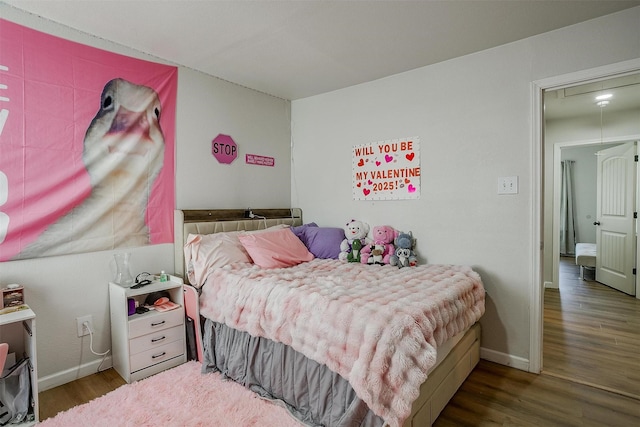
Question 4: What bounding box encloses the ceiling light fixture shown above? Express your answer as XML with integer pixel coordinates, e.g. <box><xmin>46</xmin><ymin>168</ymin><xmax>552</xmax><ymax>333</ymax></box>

<box><xmin>595</xmin><ymin>93</ymin><xmax>612</xmax><ymax>101</ymax></box>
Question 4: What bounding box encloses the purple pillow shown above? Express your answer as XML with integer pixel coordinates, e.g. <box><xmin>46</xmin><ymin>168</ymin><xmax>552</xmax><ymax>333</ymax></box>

<box><xmin>291</xmin><ymin>222</ymin><xmax>318</xmax><ymax>240</ymax></box>
<box><xmin>300</xmin><ymin>227</ymin><xmax>345</xmax><ymax>259</ymax></box>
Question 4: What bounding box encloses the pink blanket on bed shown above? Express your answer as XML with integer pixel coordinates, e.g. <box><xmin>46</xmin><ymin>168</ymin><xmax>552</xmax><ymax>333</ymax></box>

<box><xmin>199</xmin><ymin>259</ymin><xmax>485</xmax><ymax>427</ymax></box>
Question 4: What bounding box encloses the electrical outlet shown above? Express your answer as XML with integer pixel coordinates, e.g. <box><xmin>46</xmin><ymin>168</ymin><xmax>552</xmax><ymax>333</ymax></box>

<box><xmin>76</xmin><ymin>315</ymin><xmax>93</xmax><ymax>337</ymax></box>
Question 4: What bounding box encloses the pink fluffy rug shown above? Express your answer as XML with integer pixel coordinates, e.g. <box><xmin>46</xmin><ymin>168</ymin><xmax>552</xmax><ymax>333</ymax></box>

<box><xmin>40</xmin><ymin>361</ymin><xmax>303</xmax><ymax>427</ymax></box>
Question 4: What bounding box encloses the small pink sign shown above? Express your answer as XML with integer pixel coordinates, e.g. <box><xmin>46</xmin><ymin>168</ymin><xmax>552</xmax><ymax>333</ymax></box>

<box><xmin>212</xmin><ymin>134</ymin><xmax>238</xmax><ymax>164</ymax></box>
<box><xmin>246</xmin><ymin>154</ymin><xmax>275</xmax><ymax>167</ymax></box>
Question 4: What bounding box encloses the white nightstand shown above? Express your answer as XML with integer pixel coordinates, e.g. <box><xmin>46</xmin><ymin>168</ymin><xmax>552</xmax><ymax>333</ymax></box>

<box><xmin>0</xmin><ymin>305</ymin><xmax>38</xmax><ymax>426</ymax></box>
<box><xmin>109</xmin><ymin>275</ymin><xmax>186</xmax><ymax>383</ymax></box>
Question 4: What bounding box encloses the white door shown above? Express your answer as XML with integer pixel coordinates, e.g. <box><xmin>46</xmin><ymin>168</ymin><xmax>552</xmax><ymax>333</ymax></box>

<box><xmin>595</xmin><ymin>142</ymin><xmax>636</xmax><ymax>295</ymax></box>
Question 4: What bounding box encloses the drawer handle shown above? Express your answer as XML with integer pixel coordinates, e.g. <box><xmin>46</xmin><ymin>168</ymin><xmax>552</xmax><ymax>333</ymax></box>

<box><xmin>152</xmin><ymin>351</ymin><xmax>167</xmax><ymax>359</ymax></box>
<box><xmin>151</xmin><ymin>320</ymin><xmax>166</xmax><ymax>327</ymax></box>
<box><xmin>151</xmin><ymin>336</ymin><xmax>166</xmax><ymax>343</ymax></box>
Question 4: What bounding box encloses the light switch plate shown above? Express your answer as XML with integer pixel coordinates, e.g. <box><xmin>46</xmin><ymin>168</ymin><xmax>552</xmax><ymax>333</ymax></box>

<box><xmin>498</xmin><ymin>176</ymin><xmax>518</xmax><ymax>194</ymax></box>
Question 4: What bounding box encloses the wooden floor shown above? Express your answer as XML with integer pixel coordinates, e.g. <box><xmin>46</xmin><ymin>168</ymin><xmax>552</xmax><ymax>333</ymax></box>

<box><xmin>39</xmin><ymin>263</ymin><xmax>640</xmax><ymax>424</ymax></box>
<box><xmin>543</xmin><ymin>256</ymin><xmax>640</xmax><ymax>399</ymax></box>
<box><xmin>38</xmin><ymin>368</ymin><xmax>125</xmax><ymax>421</ymax></box>
<box><xmin>434</xmin><ymin>359</ymin><xmax>640</xmax><ymax>426</ymax></box>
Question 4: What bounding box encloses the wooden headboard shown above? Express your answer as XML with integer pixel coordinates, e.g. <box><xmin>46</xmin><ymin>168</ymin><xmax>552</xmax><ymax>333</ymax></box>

<box><xmin>174</xmin><ymin>208</ymin><xmax>303</xmax><ymax>279</ymax></box>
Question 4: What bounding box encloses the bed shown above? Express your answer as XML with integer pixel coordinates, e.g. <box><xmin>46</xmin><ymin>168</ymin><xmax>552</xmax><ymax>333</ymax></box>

<box><xmin>575</xmin><ymin>243</ymin><xmax>596</xmax><ymax>280</ymax></box>
<box><xmin>174</xmin><ymin>208</ymin><xmax>485</xmax><ymax>427</ymax></box>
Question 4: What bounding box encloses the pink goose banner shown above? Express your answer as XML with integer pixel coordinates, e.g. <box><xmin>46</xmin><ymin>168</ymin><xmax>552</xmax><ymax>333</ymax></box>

<box><xmin>0</xmin><ymin>19</ymin><xmax>177</xmax><ymax>261</ymax></box>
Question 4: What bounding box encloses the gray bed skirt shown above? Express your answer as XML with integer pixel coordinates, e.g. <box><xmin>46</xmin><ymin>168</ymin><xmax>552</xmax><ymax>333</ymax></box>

<box><xmin>202</xmin><ymin>318</ymin><xmax>385</xmax><ymax>427</ymax></box>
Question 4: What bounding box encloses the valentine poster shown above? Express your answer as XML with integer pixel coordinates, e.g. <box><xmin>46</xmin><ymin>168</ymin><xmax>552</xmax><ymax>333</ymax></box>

<box><xmin>0</xmin><ymin>19</ymin><xmax>177</xmax><ymax>261</ymax></box>
<box><xmin>352</xmin><ymin>137</ymin><xmax>420</xmax><ymax>200</ymax></box>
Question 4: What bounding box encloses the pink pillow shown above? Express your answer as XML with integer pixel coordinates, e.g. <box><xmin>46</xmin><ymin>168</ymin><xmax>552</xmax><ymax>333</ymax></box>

<box><xmin>238</xmin><ymin>228</ymin><xmax>314</xmax><ymax>268</ymax></box>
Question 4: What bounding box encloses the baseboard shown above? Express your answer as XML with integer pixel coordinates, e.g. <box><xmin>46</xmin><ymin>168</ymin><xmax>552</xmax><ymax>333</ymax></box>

<box><xmin>38</xmin><ymin>356</ymin><xmax>113</xmax><ymax>392</ymax></box>
<box><xmin>480</xmin><ymin>346</ymin><xmax>529</xmax><ymax>372</ymax></box>
<box><xmin>544</xmin><ymin>281</ymin><xmax>558</xmax><ymax>289</ymax></box>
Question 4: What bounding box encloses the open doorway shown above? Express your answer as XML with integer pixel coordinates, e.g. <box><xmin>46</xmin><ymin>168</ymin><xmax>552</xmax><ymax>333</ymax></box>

<box><xmin>545</xmin><ymin>73</ymin><xmax>640</xmax><ymax>295</ymax></box>
<box><xmin>538</xmin><ymin>69</ymin><xmax>640</xmax><ymax>397</ymax></box>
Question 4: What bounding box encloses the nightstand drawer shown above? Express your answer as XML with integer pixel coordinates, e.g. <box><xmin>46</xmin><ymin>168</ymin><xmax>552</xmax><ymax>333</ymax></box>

<box><xmin>130</xmin><ymin>338</ymin><xmax>185</xmax><ymax>372</ymax></box>
<box><xmin>128</xmin><ymin>308</ymin><xmax>184</xmax><ymax>339</ymax></box>
<box><xmin>129</xmin><ymin>324</ymin><xmax>184</xmax><ymax>355</ymax></box>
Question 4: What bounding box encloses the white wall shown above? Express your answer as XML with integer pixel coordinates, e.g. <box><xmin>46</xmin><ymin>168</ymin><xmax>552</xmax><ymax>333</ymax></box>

<box><xmin>0</xmin><ymin>6</ymin><xmax>291</xmax><ymax>389</ymax></box>
<box><xmin>291</xmin><ymin>7</ymin><xmax>640</xmax><ymax>368</ymax></box>
<box><xmin>176</xmin><ymin>68</ymin><xmax>292</xmax><ymax>209</ymax></box>
<box><xmin>560</xmin><ymin>144</ymin><xmax>616</xmax><ymax>245</ymax></box>
<box><xmin>546</xmin><ymin>109</ymin><xmax>640</xmax><ymax>143</ymax></box>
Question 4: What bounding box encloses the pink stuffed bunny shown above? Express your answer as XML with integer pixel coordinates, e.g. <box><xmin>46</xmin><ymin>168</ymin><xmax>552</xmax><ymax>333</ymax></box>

<box><xmin>360</xmin><ymin>225</ymin><xmax>398</xmax><ymax>265</ymax></box>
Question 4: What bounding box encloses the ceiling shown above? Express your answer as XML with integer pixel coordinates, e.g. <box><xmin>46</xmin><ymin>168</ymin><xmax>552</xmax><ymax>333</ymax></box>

<box><xmin>3</xmin><ymin>0</ymin><xmax>639</xmax><ymax>101</ymax></box>
<box><xmin>545</xmin><ymin>73</ymin><xmax>640</xmax><ymax>121</ymax></box>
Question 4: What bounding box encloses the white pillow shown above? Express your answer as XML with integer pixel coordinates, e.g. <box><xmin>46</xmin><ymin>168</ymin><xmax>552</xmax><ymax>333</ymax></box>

<box><xmin>183</xmin><ymin>232</ymin><xmax>251</xmax><ymax>287</ymax></box>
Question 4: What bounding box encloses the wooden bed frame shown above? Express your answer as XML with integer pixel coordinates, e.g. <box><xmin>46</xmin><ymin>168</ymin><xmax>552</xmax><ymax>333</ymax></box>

<box><xmin>174</xmin><ymin>208</ymin><xmax>481</xmax><ymax>426</ymax></box>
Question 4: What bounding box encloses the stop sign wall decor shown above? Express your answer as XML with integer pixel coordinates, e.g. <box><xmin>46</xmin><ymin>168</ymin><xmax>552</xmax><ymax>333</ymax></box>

<box><xmin>212</xmin><ymin>134</ymin><xmax>238</xmax><ymax>164</ymax></box>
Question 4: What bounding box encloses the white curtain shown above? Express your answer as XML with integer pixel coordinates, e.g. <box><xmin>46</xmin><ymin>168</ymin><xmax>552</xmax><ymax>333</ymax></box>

<box><xmin>559</xmin><ymin>160</ymin><xmax>577</xmax><ymax>255</ymax></box>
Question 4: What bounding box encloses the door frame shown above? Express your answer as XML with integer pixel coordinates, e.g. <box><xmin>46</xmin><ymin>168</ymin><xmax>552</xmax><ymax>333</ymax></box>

<box><xmin>530</xmin><ymin>58</ymin><xmax>640</xmax><ymax>374</ymax></box>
